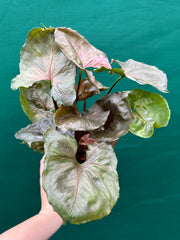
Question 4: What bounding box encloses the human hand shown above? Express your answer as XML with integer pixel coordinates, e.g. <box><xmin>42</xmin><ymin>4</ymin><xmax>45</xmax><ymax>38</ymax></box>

<box><xmin>39</xmin><ymin>155</ymin><xmax>55</xmax><ymax>214</ymax></box>
<box><xmin>0</xmin><ymin>155</ymin><xmax>62</xmax><ymax>240</ymax></box>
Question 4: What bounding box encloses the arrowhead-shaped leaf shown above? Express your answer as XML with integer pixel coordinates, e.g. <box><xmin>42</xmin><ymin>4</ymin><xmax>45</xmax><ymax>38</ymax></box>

<box><xmin>42</xmin><ymin>129</ymin><xmax>119</xmax><ymax>224</ymax></box>
<box><xmin>20</xmin><ymin>80</ymin><xmax>55</xmax><ymax>122</ymax></box>
<box><xmin>54</xmin><ymin>27</ymin><xmax>111</xmax><ymax>69</ymax></box>
<box><xmin>76</xmin><ymin>78</ymin><xmax>108</xmax><ymax>101</ymax></box>
<box><xmin>11</xmin><ymin>27</ymin><xmax>76</xmax><ymax>106</ymax></box>
<box><xmin>89</xmin><ymin>92</ymin><xmax>134</xmax><ymax>142</ymax></box>
<box><xmin>128</xmin><ymin>89</ymin><xmax>170</xmax><ymax>138</ymax></box>
<box><xmin>54</xmin><ymin>28</ymin><xmax>111</xmax><ymax>94</ymax></box>
<box><xmin>54</xmin><ymin>104</ymin><xmax>109</xmax><ymax>132</ymax></box>
<box><xmin>113</xmin><ymin>59</ymin><xmax>168</xmax><ymax>93</ymax></box>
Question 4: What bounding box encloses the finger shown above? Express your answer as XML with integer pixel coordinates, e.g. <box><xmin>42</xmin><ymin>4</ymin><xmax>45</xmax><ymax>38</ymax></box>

<box><xmin>40</xmin><ymin>155</ymin><xmax>45</xmax><ymax>176</ymax></box>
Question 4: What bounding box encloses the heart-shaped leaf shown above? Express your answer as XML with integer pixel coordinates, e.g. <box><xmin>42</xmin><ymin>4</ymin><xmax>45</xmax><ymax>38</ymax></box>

<box><xmin>89</xmin><ymin>92</ymin><xmax>134</xmax><ymax>142</ymax></box>
<box><xmin>20</xmin><ymin>80</ymin><xmax>55</xmax><ymax>122</ymax></box>
<box><xmin>54</xmin><ymin>104</ymin><xmax>110</xmax><ymax>132</ymax></box>
<box><xmin>113</xmin><ymin>59</ymin><xmax>168</xmax><ymax>93</ymax></box>
<box><xmin>76</xmin><ymin>78</ymin><xmax>108</xmax><ymax>101</ymax></box>
<box><xmin>11</xmin><ymin>27</ymin><xmax>76</xmax><ymax>106</ymax></box>
<box><xmin>42</xmin><ymin>129</ymin><xmax>119</xmax><ymax>224</ymax></box>
<box><xmin>127</xmin><ymin>89</ymin><xmax>170</xmax><ymax>138</ymax></box>
<box><xmin>54</xmin><ymin>27</ymin><xmax>111</xmax><ymax>69</ymax></box>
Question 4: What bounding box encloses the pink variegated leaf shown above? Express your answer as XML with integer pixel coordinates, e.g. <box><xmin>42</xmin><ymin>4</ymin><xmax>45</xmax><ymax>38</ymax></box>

<box><xmin>79</xmin><ymin>134</ymin><xmax>97</xmax><ymax>145</ymax></box>
<box><xmin>11</xmin><ymin>27</ymin><xmax>76</xmax><ymax>106</ymax></box>
<box><xmin>54</xmin><ymin>27</ymin><xmax>111</xmax><ymax>69</ymax></box>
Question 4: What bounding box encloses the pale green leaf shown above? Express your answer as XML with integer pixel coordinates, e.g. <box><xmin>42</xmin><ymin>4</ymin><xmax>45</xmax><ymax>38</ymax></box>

<box><xmin>113</xmin><ymin>59</ymin><xmax>168</xmax><ymax>93</ymax></box>
<box><xmin>128</xmin><ymin>89</ymin><xmax>171</xmax><ymax>138</ymax></box>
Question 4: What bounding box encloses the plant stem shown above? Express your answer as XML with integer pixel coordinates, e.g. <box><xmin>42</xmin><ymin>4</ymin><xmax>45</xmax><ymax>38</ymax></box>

<box><xmin>106</xmin><ymin>76</ymin><xmax>123</xmax><ymax>95</ymax></box>
<box><xmin>83</xmin><ymin>100</ymin><xmax>86</xmax><ymax>112</ymax></box>
<box><xmin>52</xmin><ymin>98</ymin><xmax>58</xmax><ymax>130</ymax></box>
<box><xmin>76</xmin><ymin>68</ymin><xmax>82</xmax><ymax>102</ymax></box>
<box><xmin>52</xmin><ymin>98</ymin><xmax>58</xmax><ymax>111</ymax></box>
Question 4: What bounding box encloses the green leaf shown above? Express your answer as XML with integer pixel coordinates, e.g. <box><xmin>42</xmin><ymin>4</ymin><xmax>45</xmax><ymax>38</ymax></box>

<box><xmin>20</xmin><ymin>80</ymin><xmax>55</xmax><ymax>122</ymax></box>
<box><xmin>43</xmin><ymin>129</ymin><xmax>119</xmax><ymax>224</ymax></box>
<box><xmin>76</xmin><ymin>78</ymin><xmax>108</xmax><ymax>101</ymax></box>
<box><xmin>15</xmin><ymin>117</ymin><xmax>55</xmax><ymax>153</ymax></box>
<box><xmin>128</xmin><ymin>89</ymin><xmax>171</xmax><ymax>138</ymax></box>
<box><xmin>54</xmin><ymin>27</ymin><xmax>111</xmax><ymax>69</ymax></box>
<box><xmin>54</xmin><ymin>104</ymin><xmax>109</xmax><ymax>132</ymax></box>
<box><xmin>90</xmin><ymin>92</ymin><xmax>134</xmax><ymax>142</ymax></box>
<box><xmin>113</xmin><ymin>59</ymin><xmax>168</xmax><ymax>93</ymax></box>
<box><xmin>11</xmin><ymin>27</ymin><xmax>76</xmax><ymax>106</ymax></box>
<box><xmin>94</xmin><ymin>66</ymin><xmax>125</xmax><ymax>76</ymax></box>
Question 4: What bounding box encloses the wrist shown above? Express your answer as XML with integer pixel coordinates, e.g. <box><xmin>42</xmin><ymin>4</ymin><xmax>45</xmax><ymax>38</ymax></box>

<box><xmin>39</xmin><ymin>208</ymin><xmax>63</xmax><ymax>225</ymax></box>
<box><xmin>40</xmin><ymin>204</ymin><xmax>54</xmax><ymax>214</ymax></box>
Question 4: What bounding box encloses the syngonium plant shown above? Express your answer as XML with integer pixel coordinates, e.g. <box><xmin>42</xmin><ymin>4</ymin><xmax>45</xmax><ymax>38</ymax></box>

<box><xmin>11</xmin><ymin>25</ymin><xmax>170</xmax><ymax>225</ymax></box>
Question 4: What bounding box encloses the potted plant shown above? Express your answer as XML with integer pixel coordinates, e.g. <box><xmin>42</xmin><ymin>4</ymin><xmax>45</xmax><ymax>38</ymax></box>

<box><xmin>11</xmin><ymin>25</ymin><xmax>170</xmax><ymax>225</ymax></box>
